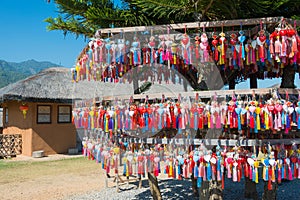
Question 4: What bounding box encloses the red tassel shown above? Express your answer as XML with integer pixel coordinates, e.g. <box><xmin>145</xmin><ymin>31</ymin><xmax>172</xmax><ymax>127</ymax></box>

<box><xmin>222</xmin><ymin>173</ymin><xmax>225</xmax><ymax>189</ymax></box>
<box><xmin>214</xmin><ymin>49</ymin><xmax>219</xmax><ymax>61</ymax></box>
<box><xmin>195</xmin><ymin>46</ymin><xmax>199</xmax><ymax>59</ymax></box>
<box><xmin>259</xmin><ymin>45</ymin><xmax>265</xmax><ymax>60</ymax></box>
<box><xmin>250</xmin><ymin>115</ymin><xmax>255</xmax><ymax>129</ymax></box>
<box><xmin>268</xmin><ymin>167</ymin><xmax>272</xmax><ymax>190</ymax></box>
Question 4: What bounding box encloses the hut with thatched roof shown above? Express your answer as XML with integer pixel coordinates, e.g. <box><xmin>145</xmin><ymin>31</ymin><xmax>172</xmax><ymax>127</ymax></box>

<box><xmin>0</xmin><ymin>67</ymin><xmax>194</xmax><ymax>156</ymax></box>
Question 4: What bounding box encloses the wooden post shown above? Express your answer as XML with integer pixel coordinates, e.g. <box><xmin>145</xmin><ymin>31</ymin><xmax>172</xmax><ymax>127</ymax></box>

<box><xmin>105</xmin><ymin>174</ymin><xmax>108</xmax><ymax>188</ymax></box>
<box><xmin>148</xmin><ymin>172</ymin><xmax>162</xmax><ymax>200</ymax></box>
<box><xmin>138</xmin><ymin>176</ymin><xmax>142</xmax><ymax>189</ymax></box>
<box><xmin>262</xmin><ymin>181</ymin><xmax>278</xmax><ymax>200</ymax></box>
<box><xmin>244</xmin><ymin>178</ymin><xmax>258</xmax><ymax>200</ymax></box>
<box><xmin>116</xmin><ymin>175</ymin><xmax>120</xmax><ymax>193</ymax></box>
<box><xmin>249</xmin><ymin>73</ymin><xmax>258</xmax><ymax>89</ymax></box>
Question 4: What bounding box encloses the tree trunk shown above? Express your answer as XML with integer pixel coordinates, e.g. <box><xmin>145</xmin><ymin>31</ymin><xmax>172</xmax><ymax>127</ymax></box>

<box><xmin>244</xmin><ymin>178</ymin><xmax>258</xmax><ymax>200</ymax></box>
<box><xmin>133</xmin><ymin>77</ymin><xmax>140</xmax><ymax>94</ymax></box>
<box><xmin>200</xmin><ymin>180</ymin><xmax>223</xmax><ymax>200</ymax></box>
<box><xmin>148</xmin><ymin>172</ymin><xmax>162</xmax><ymax>200</ymax></box>
<box><xmin>229</xmin><ymin>78</ymin><xmax>236</xmax><ymax>90</ymax></box>
<box><xmin>262</xmin><ymin>181</ymin><xmax>278</xmax><ymax>200</ymax></box>
<box><xmin>191</xmin><ymin>173</ymin><xmax>199</xmax><ymax>196</ymax></box>
<box><xmin>280</xmin><ymin>65</ymin><xmax>296</xmax><ymax>88</ymax></box>
<box><xmin>249</xmin><ymin>73</ymin><xmax>258</xmax><ymax>89</ymax></box>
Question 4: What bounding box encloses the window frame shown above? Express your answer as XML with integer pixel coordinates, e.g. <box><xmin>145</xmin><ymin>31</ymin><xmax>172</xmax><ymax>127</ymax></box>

<box><xmin>37</xmin><ymin>105</ymin><xmax>52</xmax><ymax>124</ymax></box>
<box><xmin>57</xmin><ymin>105</ymin><xmax>72</xmax><ymax>123</ymax></box>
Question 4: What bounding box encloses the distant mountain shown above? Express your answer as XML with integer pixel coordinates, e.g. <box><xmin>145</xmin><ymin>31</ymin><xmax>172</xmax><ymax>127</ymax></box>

<box><xmin>0</xmin><ymin>59</ymin><xmax>62</xmax><ymax>88</ymax></box>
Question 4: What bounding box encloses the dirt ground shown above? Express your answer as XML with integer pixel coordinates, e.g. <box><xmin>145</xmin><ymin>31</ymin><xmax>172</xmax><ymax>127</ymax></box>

<box><xmin>0</xmin><ymin>154</ymin><xmax>110</xmax><ymax>200</ymax></box>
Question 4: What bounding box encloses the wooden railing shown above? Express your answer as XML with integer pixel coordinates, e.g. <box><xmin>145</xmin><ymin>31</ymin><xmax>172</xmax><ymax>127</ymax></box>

<box><xmin>0</xmin><ymin>134</ymin><xmax>22</xmax><ymax>158</ymax></box>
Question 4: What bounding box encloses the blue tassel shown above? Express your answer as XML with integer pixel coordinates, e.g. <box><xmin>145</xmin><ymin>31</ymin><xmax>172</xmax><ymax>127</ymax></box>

<box><xmin>194</xmin><ymin>113</ymin><xmax>198</xmax><ymax>130</ymax></box>
<box><xmin>286</xmin><ymin>115</ymin><xmax>291</xmax><ymax>129</ymax></box>
<box><xmin>298</xmin><ymin>116</ymin><xmax>300</xmax><ymax>130</ymax></box>
<box><xmin>160</xmin><ymin>52</ymin><xmax>163</xmax><ymax>64</ymax></box>
<box><xmin>123</xmin><ymin>164</ymin><xmax>126</xmax><ymax>174</ymax></box>
<box><xmin>237</xmin><ymin>113</ymin><xmax>241</xmax><ymax>131</ymax></box>
<box><xmin>134</xmin><ymin>50</ymin><xmax>138</xmax><ymax>64</ymax></box>
<box><xmin>145</xmin><ymin>113</ymin><xmax>149</xmax><ymax>131</ymax></box>
<box><xmin>292</xmin><ymin>110</ymin><xmax>297</xmax><ymax>123</ymax></box>
<box><xmin>207</xmin><ymin>163</ymin><xmax>212</xmax><ymax>181</ymax></box>
<box><xmin>194</xmin><ymin>166</ymin><xmax>199</xmax><ymax>177</ymax></box>
<box><xmin>265</xmin><ymin>167</ymin><xmax>269</xmax><ymax>181</ymax></box>
<box><xmin>197</xmin><ymin>177</ymin><xmax>202</xmax><ymax>188</ymax></box>
<box><xmin>254</xmin><ymin>113</ymin><xmax>258</xmax><ymax>133</ymax></box>
<box><xmin>231</xmin><ymin>46</ymin><xmax>236</xmax><ymax>66</ymax></box>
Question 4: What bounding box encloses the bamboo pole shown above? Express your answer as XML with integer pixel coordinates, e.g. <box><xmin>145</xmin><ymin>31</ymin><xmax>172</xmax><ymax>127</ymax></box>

<box><xmin>96</xmin><ymin>17</ymin><xmax>300</xmax><ymax>34</ymax></box>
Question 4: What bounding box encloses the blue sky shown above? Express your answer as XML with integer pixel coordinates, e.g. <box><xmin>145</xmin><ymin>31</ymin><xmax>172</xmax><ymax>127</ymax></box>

<box><xmin>0</xmin><ymin>1</ymin><xmax>86</xmax><ymax>68</ymax></box>
<box><xmin>0</xmin><ymin>1</ymin><xmax>298</xmax><ymax>88</ymax></box>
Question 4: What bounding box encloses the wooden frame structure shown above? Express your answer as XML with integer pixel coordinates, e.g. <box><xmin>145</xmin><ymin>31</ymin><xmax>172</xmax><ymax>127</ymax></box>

<box><xmin>96</xmin><ymin>17</ymin><xmax>300</xmax><ymax>34</ymax></box>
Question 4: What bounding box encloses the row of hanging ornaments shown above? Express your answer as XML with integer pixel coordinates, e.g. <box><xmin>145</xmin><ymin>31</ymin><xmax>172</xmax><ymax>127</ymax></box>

<box><xmin>72</xmin><ymin>19</ymin><xmax>300</xmax><ymax>83</ymax></box>
<box><xmin>72</xmin><ymin>92</ymin><xmax>300</xmax><ymax>134</ymax></box>
<box><xmin>82</xmin><ymin>132</ymin><xmax>300</xmax><ymax>190</ymax></box>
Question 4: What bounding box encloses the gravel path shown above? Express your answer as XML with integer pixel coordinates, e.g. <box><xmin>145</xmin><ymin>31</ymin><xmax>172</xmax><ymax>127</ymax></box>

<box><xmin>66</xmin><ymin>177</ymin><xmax>300</xmax><ymax>200</ymax></box>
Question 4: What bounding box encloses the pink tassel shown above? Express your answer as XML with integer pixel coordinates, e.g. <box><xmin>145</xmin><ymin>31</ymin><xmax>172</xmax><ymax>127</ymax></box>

<box><xmin>275</xmin><ymin>38</ymin><xmax>281</xmax><ymax>53</ymax></box>
<box><xmin>288</xmin><ymin>166</ymin><xmax>293</xmax><ymax>180</ymax></box>
<box><xmin>249</xmin><ymin>166</ymin><xmax>252</xmax><ymax>180</ymax></box>
<box><xmin>233</xmin><ymin>166</ymin><xmax>237</xmax><ymax>182</ymax></box>
<box><xmin>217</xmin><ymin>170</ymin><xmax>221</xmax><ymax>181</ymax></box>
<box><xmin>227</xmin><ymin>165</ymin><xmax>232</xmax><ymax>178</ymax></box>
<box><xmin>274</xmin><ymin>115</ymin><xmax>278</xmax><ymax>130</ymax></box>
<box><xmin>292</xmin><ymin>37</ymin><xmax>298</xmax><ymax>53</ymax></box>
<box><xmin>106</xmin><ymin>159</ymin><xmax>110</xmax><ymax>174</ymax></box>
<box><xmin>199</xmin><ymin>164</ymin><xmax>203</xmax><ymax>177</ymax></box>
<box><xmin>298</xmin><ymin>164</ymin><xmax>300</xmax><ymax>179</ymax></box>
<box><xmin>278</xmin><ymin>167</ymin><xmax>282</xmax><ymax>183</ymax></box>
<box><xmin>281</xmin><ymin>37</ymin><xmax>286</xmax><ymax>56</ymax></box>
<box><xmin>216</xmin><ymin>115</ymin><xmax>222</xmax><ymax>129</ymax></box>
<box><xmin>278</xmin><ymin>113</ymin><xmax>282</xmax><ymax>129</ymax></box>
<box><xmin>270</xmin><ymin>41</ymin><xmax>274</xmax><ymax>55</ymax></box>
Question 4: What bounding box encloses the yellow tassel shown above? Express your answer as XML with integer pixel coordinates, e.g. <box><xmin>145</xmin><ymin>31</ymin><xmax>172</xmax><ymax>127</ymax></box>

<box><xmin>115</xmin><ymin>114</ymin><xmax>117</xmax><ymax>130</ymax></box>
<box><xmin>256</xmin><ymin>49</ymin><xmax>259</xmax><ymax>61</ymax></box>
<box><xmin>126</xmin><ymin>163</ymin><xmax>129</xmax><ymax>177</ymax></box>
<box><xmin>272</xmin><ymin>166</ymin><xmax>275</xmax><ymax>182</ymax></box>
<box><xmin>169</xmin><ymin>163</ymin><xmax>173</xmax><ymax>176</ymax></box>
<box><xmin>174</xmin><ymin>55</ymin><xmax>176</xmax><ymax>64</ymax></box>
<box><xmin>254</xmin><ymin>161</ymin><xmax>259</xmax><ymax>183</ymax></box>
<box><xmin>256</xmin><ymin>115</ymin><xmax>260</xmax><ymax>130</ymax></box>
<box><xmin>89</xmin><ymin>111</ymin><xmax>94</xmax><ymax>129</ymax></box>
<box><xmin>207</xmin><ymin>112</ymin><xmax>211</xmax><ymax>128</ymax></box>
<box><xmin>262</xmin><ymin>166</ymin><xmax>266</xmax><ymax>180</ymax></box>
<box><xmin>105</xmin><ymin>117</ymin><xmax>109</xmax><ymax>132</ymax></box>
<box><xmin>75</xmin><ymin>65</ymin><xmax>80</xmax><ymax>82</ymax></box>
<box><xmin>241</xmin><ymin>114</ymin><xmax>244</xmax><ymax>125</ymax></box>
<box><xmin>265</xmin><ymin>112</ymin><xmax>269</xmax><ymax>130</ymax></box>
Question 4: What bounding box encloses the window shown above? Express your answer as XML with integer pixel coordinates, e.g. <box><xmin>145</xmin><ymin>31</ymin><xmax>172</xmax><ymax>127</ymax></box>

<box><xmin>37</xmin><ymin>105</ymin><xmax>51</xmax><ymax>124</ymax></box>
<box><xmin>57</xmin><ymin>105</ymin><xmax>71</xmax><ymax>123</ymax></box>
<box><xmin>5</xmin><ymin>107</ymin><xmax>8</xmax><ymax>124</ymax></box>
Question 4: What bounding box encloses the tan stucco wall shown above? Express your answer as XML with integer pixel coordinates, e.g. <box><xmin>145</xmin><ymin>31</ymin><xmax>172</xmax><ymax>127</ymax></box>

<box><xmin>2</xmin><ymin>101</ymin><xmax>76</xmax><ymax>156</ymax></box>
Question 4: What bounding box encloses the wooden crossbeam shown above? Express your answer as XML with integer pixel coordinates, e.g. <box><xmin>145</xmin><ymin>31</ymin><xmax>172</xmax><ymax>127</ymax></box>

<box><xmin>100</xmin><ymin>88</ymin><xmax>300</xmax><ymax>102</ymax></box>
<box><xmin>97</xmin><ymin>17</ymin><xmax>298</xmax><ymax>34</ymax></box>
<box><xmin>101</xmin><ymin>88</ymin><xmax>266</xmax><ymax>101</ymax></box>
<box><xmin>118</xmin><ymin>138</ymin><xmax>300</xmax><ymax>146</ymax></box>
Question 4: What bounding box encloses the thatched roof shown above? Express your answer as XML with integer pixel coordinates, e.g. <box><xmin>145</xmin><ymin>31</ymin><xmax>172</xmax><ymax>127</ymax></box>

<box><xmin>0</xmin><ymin>67</ymin><xmax>193</xmax><ymax>103</ymax></box>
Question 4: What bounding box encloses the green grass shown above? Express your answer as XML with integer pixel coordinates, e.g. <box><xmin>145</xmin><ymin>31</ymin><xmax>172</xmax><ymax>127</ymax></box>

<box><xmin>0</xmin><ymin>156</ymin><xmax>99</xmax><ymax>184</ymax></box>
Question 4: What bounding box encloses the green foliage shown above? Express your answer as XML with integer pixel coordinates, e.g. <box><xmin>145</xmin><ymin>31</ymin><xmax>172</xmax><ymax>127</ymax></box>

<box><xmin>0</xmin><ymin>59</ymin><xmax>60</xmax><ymax>89</ymax></box>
